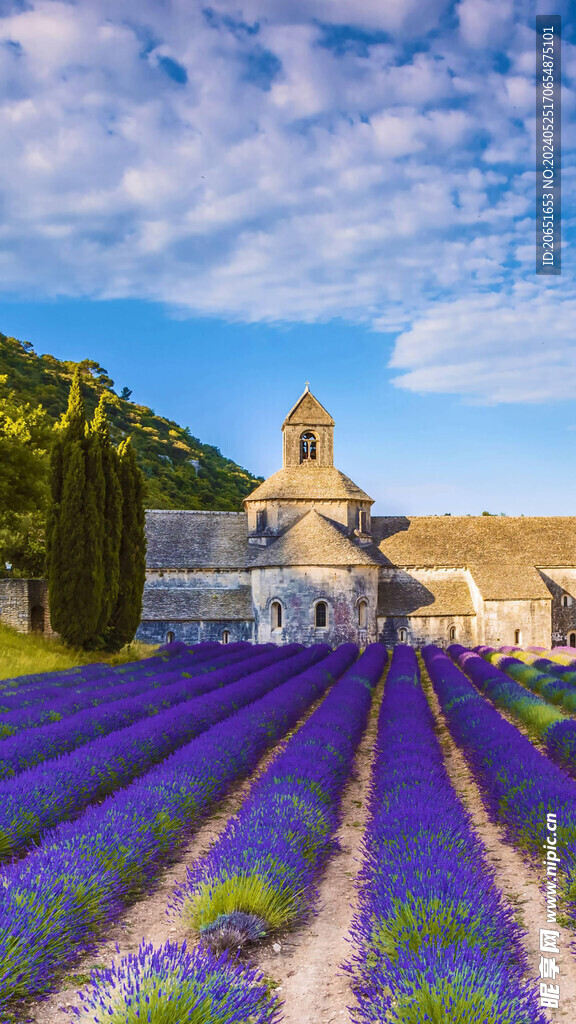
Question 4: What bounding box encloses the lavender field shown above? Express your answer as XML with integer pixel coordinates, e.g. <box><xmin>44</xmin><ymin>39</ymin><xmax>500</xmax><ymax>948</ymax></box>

<box><xmin>1</xmin><ymin>640</ymin><xmax>575</xmax><ymax>1023</ymax></box>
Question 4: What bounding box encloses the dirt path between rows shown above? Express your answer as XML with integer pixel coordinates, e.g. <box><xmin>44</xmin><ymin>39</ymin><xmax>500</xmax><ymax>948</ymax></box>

<box><xmin>421</xmin><ymin>661</ymin><xmax>576</xmax><ymax>1023</ymax></box>
<box><xmin>18</xmin><ymin>695</ymin><xmax>329</xmax><ymax>1024</ymax></box>
<box><xmin>254</xmin><ymin>682</ymin><xmax>382</xmax><ymax>1024</ymax></box>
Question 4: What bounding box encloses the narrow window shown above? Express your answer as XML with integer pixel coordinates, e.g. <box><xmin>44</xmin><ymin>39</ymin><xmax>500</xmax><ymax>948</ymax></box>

<box><xmin>562</xmin><ymin>594</ymin><xmax>570</xmax><ymax>607</ymax></box>
<box><xmin>569</xmin><ymin>632</ymin><xmax>576</xmax><ymax>648</ymax></box>
<box><xmin>514</xmin><ymin>629</ymin><xmax>522</xmax><ymax>645</ymax></box>
<box><xmin>315</xmin><ymin>601</ymin><xmax>327</xmax><ymax>628</ymax></box>
<box><xmin>166</xmin><ymin>630</ymin><xmax>175</xmax><ymax>644</ymax></box>
<box><xmin>449</xmin><ymin>625</ymin><xmax>457</xmax><ymax>642</ymax></box>
<box><xmin>358</xmin><ymin>599</ymin><xmax>367</xmax><ymax>629</ymax></box>
<box><xmin>256</xmin><ymin>509</ymin><xmax>267</xmax><ymax>532</ymax></box>
<box><xmin>300</xmin><ymin>431</ymin><xmax>317</xmax><ymax>462</ymax></box>
<box><xmin>398</xmin><ymin>627</ymin><xmax>407</xmax><ymax>643</ymax></box>
<box><xmin>271</xmin><ymin>601</ymin><xmax>282</xmax><ymax>629</ymax></box>
<box><xmin>358</xmin><ymin>509</ymin><xmax>367</xmax><ymax>533</ymax></box>
<box><xmin>222</xmin><ymin>630</ymin><xmax>230</xmax><ymax>644</ymax></box>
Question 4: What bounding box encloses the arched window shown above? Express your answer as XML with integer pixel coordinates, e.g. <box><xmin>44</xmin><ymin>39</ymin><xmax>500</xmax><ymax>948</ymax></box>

<box><xmin>166</xmin><ymin>630</ymin><xmax>175</xmax><ymax>644</ymax></box>
<box><xmin>514</xmin><ymin>629</ymin><xmax>522</xmax><ymax>645</ymax></box>
<box><xmin>256</xmin><ymin>509</ymin><xmax>267</xmax><ymax>532</ymax></box>
<box><xmin>449</xmin><ymin>625</ymin><xmax>457</xmax><ymax>642</ymax></box>
<box><xmin>562</xmin><ymin>594</ymin><xmax>570</xmax><ymax>607</ymax></box>
<box><xmin>221</xmin><ymin>630</ymin><xmax>230</xmax><ymax>644</ymax></box>
<box><xmin>569</xmin><ymin>632</ymin><xmax>576</xmax><ymax>648</ymax></box>
<box><xmin>315</xmin><ymin>601</ymin><xmax>328</xmax><ymax>628</ymax></box>
<box><xmin>358</xmin><ymin>599</ymin><xmax>368</xmax><ymax>629</ymax></box>
<box><xmin>300</xmin><ymin>431</ymin><xmax>317</xmax><ymax>462</ymax></box>
<box><xmin>398</xmin><ymin>627</ymin><xmax>408</xmax><ymax>643</ymax></box>
<box><xmin>271</xmin><ymin>601</ymin><xmax>282</xmax><ymax>630</ymax></box>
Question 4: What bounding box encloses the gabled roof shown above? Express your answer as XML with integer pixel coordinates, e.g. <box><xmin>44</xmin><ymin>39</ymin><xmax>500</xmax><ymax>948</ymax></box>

<box><xmin>141</xmin><ymin>586</ymin><xmax>254</xmax><ymax>621</ymax></box>
<box><xmin>251</xmin><ymin>510</ymin><xmax>382</xmax><ymax>568</ymax></box>
<box><xmin>245</xmin><ymin>466</ymin><xmax>372</xmax><ymax>504</ymax></box>
<box><xmin>372</xmin><ymin>516</ymin><xmax>576</xmax><ymax>567</ymax></box>
<box><xmin>378</xmin><ymin>575</ymin><xmax>475</xmax><ymax>617</ymax></box>
<box><xmin>468</xmin><ymin>564</ymin><xmax>551</xmax><ymax>601</ymax></box>
<box><xmin>282</xmin><ymin>385</ymin><xmax>334</xmax><ymax>428</ymax></box>
<box><xmin>145</xmin><ymin>510</ymin><xmax>249</xmax><ymax>569</ymax></box>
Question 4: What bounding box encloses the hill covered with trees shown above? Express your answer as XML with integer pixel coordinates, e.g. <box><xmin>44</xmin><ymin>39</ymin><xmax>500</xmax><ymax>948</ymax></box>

<box><xmin>0</xmin><ymin>332</ymin><xmax>263</xmax><ymax>577</ymax></box>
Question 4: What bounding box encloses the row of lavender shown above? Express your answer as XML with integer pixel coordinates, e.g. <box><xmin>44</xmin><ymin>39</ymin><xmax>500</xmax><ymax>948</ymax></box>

<box><xmin>346</xmin><ymin>646</ymin><xmax>545</xmax><ymax>1024</ymax></box>
<box><xmin>0</xmin><ymin>644</ymin><xmax>322</xmax><ymax>858</ymax></box>
<box><xmin>72</xmin><ymin>644</ymin><xmax>387</xmax><ymax>1023</ymax></box>
<box><xmin>0</xmin><ymin>643</ymin><xmax>358</xmax><ymax>1014</ymax></box>
<box><xmin>478</xmin><ymin>645</ymin><xmax>576</xmax><ymax>712</ymax></box>
<box><xmin>423</xmin><ymin>646</ymin><xmax>576</xmax><ymax>923</ymax></box>
<box><xmin>0</xmin><ymin>642</ymin><xmax>251</xmax><ymax>733</ymax></box>
<box><xmin>0</xmin><ymin>643</ymin><xmax>286</xmax><ymax>779</ymax></box>
<box><xmin>449</xmin><ymin>644</ymin><xmax>576</xmax><ymax>777</ymax></box>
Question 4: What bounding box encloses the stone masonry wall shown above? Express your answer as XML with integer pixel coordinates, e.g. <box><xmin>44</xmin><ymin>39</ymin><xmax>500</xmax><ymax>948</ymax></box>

<box><xmin>0</xmin><ymin>579</ymin><xmax>56</xmax><ymax>637</ymax></box>
<box><xmin>377</xmin><ymin>614</ymin><xmax>477</xmax><ymax>649</ymax></box>
<box><xmin>251</xmin><ymin>565</ymin><xmax>378</xmax><ymax>646</ymax></box>
<box><xmin>136</xmin><ymin>618</ymin><xmax>254</xmax><ymax>645</ymax></box>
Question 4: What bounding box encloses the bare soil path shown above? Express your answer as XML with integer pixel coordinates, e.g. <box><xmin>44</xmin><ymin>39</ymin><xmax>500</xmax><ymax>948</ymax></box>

<box><xmin>253</xmin><ymin>683</ymin><xmax>382</xmax><ymax>1024</ymax></box>
<box><xmin>421</xmin><ymin>661</ymin><xmax>576</xmax><ymax>1023</ymax></box>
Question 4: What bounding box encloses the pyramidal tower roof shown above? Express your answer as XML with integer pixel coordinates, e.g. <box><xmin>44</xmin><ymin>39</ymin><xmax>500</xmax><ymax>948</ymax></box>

<box><xmin>282</xmin><ymin>383</ymin><xmax>335</xmax><ymax>429</ymax></box>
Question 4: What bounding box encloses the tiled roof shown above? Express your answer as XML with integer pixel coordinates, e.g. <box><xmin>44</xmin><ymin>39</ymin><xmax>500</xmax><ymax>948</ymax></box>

<box><xmin>378</xmin><ymin>575</ymin><xmax>475</xmax><ymax>617</ymax></box>
<box><xmin>469</xmin><ymin>564</ymin><xmax>551</xmax><ymax>601</ymax></box>
<box><xmin>245</xmin><ymin>466</ymin><xmax>372</xmax><ymax>503</ymax></box>
<box><xmin>372</xmin><ymin>516</ymin><xmax>576</xmax><ymax>567</ymax></box>
<box><xmin>251</xmin><ymin>510</ymin><xmax>382</xmax><ymax>568</ymax></box>
<box><xmin>145</xmin><ymin>510</ymin><xmax>249</xmax><ymax>569</ymax></box>
<box><xmin>141</xmin><ymin>586</ymin><xmax>254</xmax><ymax>621</ymax></box>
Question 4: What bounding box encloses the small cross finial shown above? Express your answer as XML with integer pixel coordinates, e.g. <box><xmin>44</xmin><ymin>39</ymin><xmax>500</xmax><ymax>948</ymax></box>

<box><xmin>304</xmin><ymin>381</ymin><xmax>310</xmax><ymax>391</ymax></box>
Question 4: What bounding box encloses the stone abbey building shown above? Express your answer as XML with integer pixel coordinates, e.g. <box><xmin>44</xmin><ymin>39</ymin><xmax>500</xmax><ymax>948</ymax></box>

<box><xmin>137</xmin><ymin>386</ymin><xmax>576</xmax><ymax>650</ymax></box>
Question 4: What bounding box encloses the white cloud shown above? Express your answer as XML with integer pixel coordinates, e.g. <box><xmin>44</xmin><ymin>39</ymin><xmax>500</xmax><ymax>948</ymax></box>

<box><xmin>0</xmin><ymin>0</ymin><xmax>573</xmax><ymax>404</ymax></box>
<box><xmin>390</xmin><ymin>287</ymin><xmax>576</xmax><ymax>403</ymax></box>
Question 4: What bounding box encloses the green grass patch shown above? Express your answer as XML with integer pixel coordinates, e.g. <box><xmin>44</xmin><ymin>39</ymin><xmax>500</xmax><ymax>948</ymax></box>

<box><xmin>184</xmin><ymin>873</ymin><xmax>300</xmax><ymax>935</ymax></box>
<box><xmin>0</xmin><ymin>622</ymin><xmax>156</xmax><ymax>682</ymax></box>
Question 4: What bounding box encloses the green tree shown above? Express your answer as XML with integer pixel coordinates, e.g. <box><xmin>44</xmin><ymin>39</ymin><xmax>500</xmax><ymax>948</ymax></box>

<box><xmin>106</xmin><ymin>438</ymin><xmax>146</xmax><ymax>651</ymax></box>
<box><xmin>46</xmin><ymin>369</ymin><xmax>105</xmax><ymax>648</ymax></box>
<box><xmin>0</xmin><ymin>376</ymin><xmax>53</xmax><ymax>576</ymax></box>
<box><xmin>91</xmin><ymin>395</ymin><xmax>122</xmax><ymax>646</ymax></box>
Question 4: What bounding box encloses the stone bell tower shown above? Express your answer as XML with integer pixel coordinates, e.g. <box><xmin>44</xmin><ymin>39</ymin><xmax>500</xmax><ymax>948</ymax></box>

<box><xmin>282</xmin><ymin>383</ymin><xmax>335</xmax><ymax>469</ymax></box>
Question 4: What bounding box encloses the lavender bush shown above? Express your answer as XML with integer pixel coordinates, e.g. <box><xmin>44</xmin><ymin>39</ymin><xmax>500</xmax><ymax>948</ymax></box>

<box><xmin>70</xmin><ymin>940</ymin><xmax>281</xmax><ymax>1024</ymax></box>
<box><xmin>346</xmin><ymin>645</ymin><xmax>546</xmax><ymax>1024</ymax></box>
<box><xmin>174</xmin><ymin>644</ymin><xmax>384</xmax><ymax>948</ymax></box>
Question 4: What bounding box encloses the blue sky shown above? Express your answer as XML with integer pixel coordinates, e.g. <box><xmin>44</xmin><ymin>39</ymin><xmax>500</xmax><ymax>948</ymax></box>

<box><xmin>0</xmin><ymin>0</ymin><xmax>575</xmax><ymax>515</ymax></box>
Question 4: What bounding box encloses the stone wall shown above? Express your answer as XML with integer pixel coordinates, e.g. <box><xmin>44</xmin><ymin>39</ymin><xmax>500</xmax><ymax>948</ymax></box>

<box><xmin>377</xmin><ymin>614</ymin><xmax>477</xmax><ymax>649</ymax></box>
<box><xmin>538</xmin><ymin>569</ymin><xmax>576</xmax><ymax>646</ymax></box>
<box><xmin>0</xmin><ymin>579</ymin><xmax>56</xmax><ymax>636</ymax></box>
<box><xmin>136</xmin><ymin>618</ymin><xmax>254</xmax><ymax>645</ymax></box>
<box><xmin>246</xmin><ymin>499</ymin><xmax>371</xmax><ymax>536</ymax></box>
<box><xmin>251</xmin><ymin>564</ymin><xmax>378</xmax><ymax>646</ymax></box>
<box><xmin>481</xmin><ymin>598</ymin><xmax>551</xmax><ymax>648</ymax></box>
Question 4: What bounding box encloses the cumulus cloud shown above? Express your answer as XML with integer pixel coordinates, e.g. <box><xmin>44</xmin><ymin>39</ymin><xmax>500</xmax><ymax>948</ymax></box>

<box><xmin>0</xmin><ymin>0</ymin><xmax>573</xmax><ymax>403</ymax></box>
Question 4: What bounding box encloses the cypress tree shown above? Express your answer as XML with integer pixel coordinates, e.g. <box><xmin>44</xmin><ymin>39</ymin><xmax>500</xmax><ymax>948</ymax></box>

<box><xmin>90</xmin><ymin>395</ymin><xmax>122</xmax><ymax>647</ymax></box>
<box><xmin>106</xmin><ymin>438</ymin><xmax>146</xmax><ymax>651</ymax></box>
<box><xmin>46</xmin><ymin>368</ymin><xmax>105</xmax><ymax>648</ymax></box>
